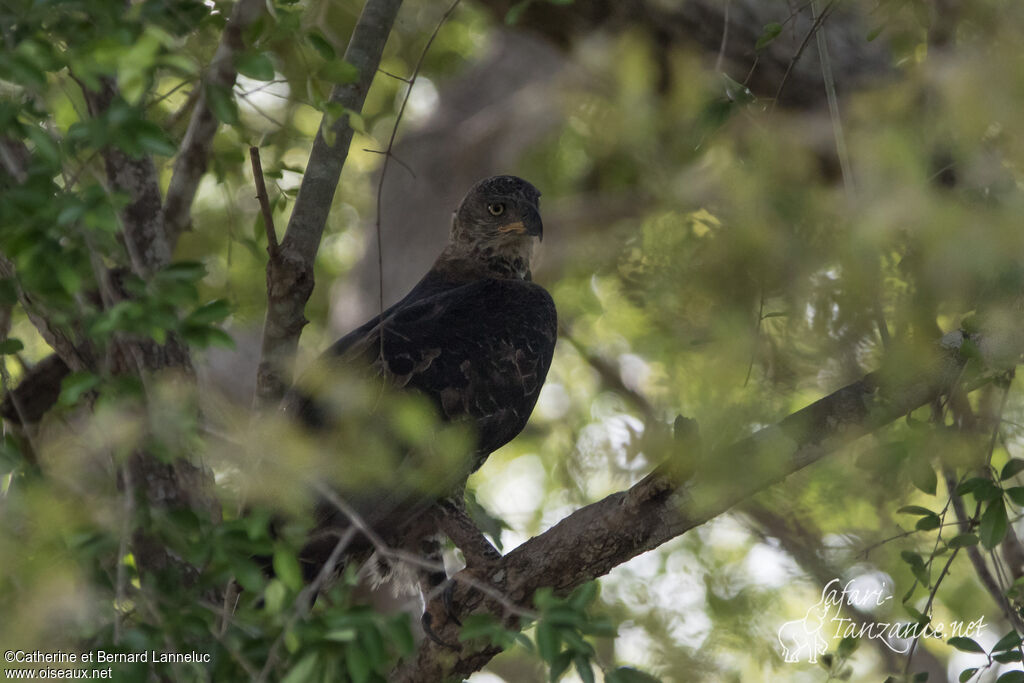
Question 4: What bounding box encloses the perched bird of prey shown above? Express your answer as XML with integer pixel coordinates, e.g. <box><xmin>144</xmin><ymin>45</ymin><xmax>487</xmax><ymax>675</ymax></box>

<box><xmin>288</xmin><ymin>175</ymin><xmax>557</xmax><ymax>591</ymax></box>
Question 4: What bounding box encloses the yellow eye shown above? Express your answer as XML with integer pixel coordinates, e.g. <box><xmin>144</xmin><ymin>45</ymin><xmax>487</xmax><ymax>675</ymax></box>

<box><xmin>487</xmin><ymin>203</ymin><xmax>505</xmax><ymax>216</ymax></box>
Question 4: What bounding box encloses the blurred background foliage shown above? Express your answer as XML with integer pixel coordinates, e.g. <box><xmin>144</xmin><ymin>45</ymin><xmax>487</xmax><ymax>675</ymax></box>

<box><xmin>3</xmin><ymin>0</ymin><xmax>1024</xmax><ymax>680</ymax></box>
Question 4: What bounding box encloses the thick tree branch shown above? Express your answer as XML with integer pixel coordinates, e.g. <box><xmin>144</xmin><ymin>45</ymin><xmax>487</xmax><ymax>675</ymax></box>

<box><xmin>393</xmin><ymin>326</ymin><xmax>1017</xmax><ymax>680</ymax></box>
<box><xmin>80</xmin><ymin>77</ymin><xmax>170</xmax><ymax>277</ymax></box>
<box><xmin>162</xmin><ymin>0</ymin><xmax>266</xmax><ymax>248</ymax></box>
<box><xmin>253</xmin><ymin>0</ymin><xmax>403</xmax><ymax>407</ymax></box>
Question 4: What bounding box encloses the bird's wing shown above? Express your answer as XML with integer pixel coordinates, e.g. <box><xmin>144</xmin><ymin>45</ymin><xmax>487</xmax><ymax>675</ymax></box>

<box><xmin>299</xmin><ymin>277</ymin><xmax>557</xmax><ymax>467</ymax></box>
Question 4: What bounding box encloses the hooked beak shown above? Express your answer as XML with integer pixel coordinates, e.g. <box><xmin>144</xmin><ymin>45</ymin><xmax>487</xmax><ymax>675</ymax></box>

<box><xmin>497</xmin><ymin>204</ymin><xmax>544</xmax><ymax>242</ymax></box>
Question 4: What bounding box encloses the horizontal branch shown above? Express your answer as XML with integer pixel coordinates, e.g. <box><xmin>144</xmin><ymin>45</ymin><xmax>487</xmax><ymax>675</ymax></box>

<box><xmin>253</xmin><ymin>0</ymin><xmax>403</xmax><ymax>407</ymax></box>
<box><xmin>162</xmin><ymin>0</ymin><xmax>266</xmax><ymax>248</ymax></box>
<box><xmin>394</xmin><ymin>326</ymin><xmax>1014</xmax><ymax>680</ymax></box>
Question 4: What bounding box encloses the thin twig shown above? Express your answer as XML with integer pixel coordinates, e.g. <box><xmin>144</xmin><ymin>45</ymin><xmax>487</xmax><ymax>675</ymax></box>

<box><xmin>255</xmin><ymin>527</ymin><xmax>358</xmax><ymax>683</ymax></box>
<box><xmin>715</xmin><ymin>0</ymin><xmax>730</xmax><ymax>73</ymax></box>
<box><xmin>372</xmin><ymin>0</ymin><xmax>461</xmax><ymax>360</ymax></box>
<box><xmin>946</xmin><ymin>468</ymin><xmax>1018</xmax><ymax>628</ymax></box>
<box><xmin>904</xmin><ymin>546</ymin><xmax>960</xmax><ymax>673</ymax></box>
<box><xmin>362</xmin><ymin>148</ymin><xmax>416</xmax><ymax>178</ymax></box>
<box><xmin>812</xmin><ymin>0</ymin><xmax>854</xmax><ymax>201</ymax></box>
<box><xmin>377</xmin><ymin>67</ymin><xmax>412</xmax><ymax>84</ymax></box>
<box><xmin>249</xmin><ymin>146</ymin><xmax>280</xmax><ymax>262</ymax></box>
<box><xmin>312</xmin><ymin>483</ymin><xmax>537</xmax><ymax>621</ymax></box>
<box><xmin>856</xmin><ymin>520</ymin><xmax>965</xmax><ymax>559</ymax></box>
<box><xmin>772</xmin><ymin>0</ymin><xmax>838</xmax><ymax>109</ymax></box>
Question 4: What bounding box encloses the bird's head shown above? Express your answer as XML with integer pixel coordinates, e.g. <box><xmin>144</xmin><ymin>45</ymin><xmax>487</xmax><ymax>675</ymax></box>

<box><xmin>450</xmin><ymin>175</ymin><xmax>543</xmax><ymax>250</ymax></box>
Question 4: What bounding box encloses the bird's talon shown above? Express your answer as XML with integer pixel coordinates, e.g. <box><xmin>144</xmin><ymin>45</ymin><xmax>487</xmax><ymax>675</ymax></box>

<box><xmin>442</xmin><ymin>580</ymin><xmax>462</xmax><ymax>626</ymax></box>
<box><xmin>421</xmin><ymin>610</ymin><xmax>459</xmax><ymax>649</ymax></box>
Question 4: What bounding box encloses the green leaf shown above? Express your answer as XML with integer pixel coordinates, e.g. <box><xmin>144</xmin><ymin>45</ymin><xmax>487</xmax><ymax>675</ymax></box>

<box><xmin>994</xmin><ymin>650</ymin><xmax>1022</xmax><ymax>663</ymax></box>
<box><xmin>1002</xmin><ymin>458</ymin><xmax>1024</xmax><ymax>480</ymax></box>
<box><xmin>0</xmin><ymin>434</ymin><xmax>23</xmax><ymax>476</ymax></box>
<box><xmin>186</xmin><ymin>299</ymin><xmax>232</xmax><ymax>325</ymax></box>
<box><xmin>948</xmin><ymin>636</ymin><xmax>985</xmax><ymax>653</ymax></box>
<box><xmin>959</xmin><ymin>669</ymin><xmax>978</xmax><ymax>683</ymax></box>
<box><xmin>320</xmin><ymin>59</ymin><xmax>359</xmax><ymax>84</ymax></box>
<box><xmin>837</xmin><ymin>635</ymin><xmax>859</xmax><ymax>657</ymax></box>
<box><xmin>133</xmin><ymin>120</ymin><xmax>177</xmax><ymax>157</ymax></box>
<box><xmin>307</xmin><ymin>32</ymin><xmax>335</xmax><ymax>60</ymax></box>
<box><xmin>281</xmin><ymin>651</ymin><xmax>319</xmax><ymax>683</ymax></box>
<box><xmin>561</xmin><ymin>628</ymin><xmax>594</xmax><ymax>656</ymax></box>
<box><xmin>1006</xmin><ymin>486</ymin><xmax>1024</xmax><ymax>506</ymax></box>
<box><xmin>324</xmin><ymin>628</ymin><xmax>357</xmax><ymax>642</ymax></box>
<box><xmin>344</xmin><ymin>644</ymin><xmax>370</xmax><ymax>683</ymax></box>
<box><xmin>205</xmin><ymin>82</ymin><xmax>239</xmax><ymax>125</ymax></box>
<box><xmin>606</xmin><ymin>667</ymin><xmax>662</xmax><ymax>683</ymax></box>
<box><xmin>272</xmin><ymin>549</ymin><xmax>303</xmax><ymax>592</ymax></box>
<box><xmin>235</xmin><ymin>51</ymin><xmax>275</xmax><ymax>81</ymax></box>
<box><xmin>957</xmin><ymin>477</ymin><xmax>989</xmax><ymax>496</ymax></box>
<box><xmin>898</xmin><ymin>505</ymin><xmax>936</xmax><ymax>516</ymax></box>
<box><xmin>263</xmin><ymin>579</ymin><xmax>287</xmax><ymax>614</ymax></box>
<box><xmin>181</xmin><ymin>325</ymin><xmax>235</xmax><ymax>349</ymax></box>
<box><xmin>574</xmin><ymin>655</ymin><xmax>595</xmax><ymax>683</ymax></box>
<box><xmin>915</xmin><ymin>514</ymin><xmax>941</xmax><ymax>531</ymax></box>
<box><xmin>755</xmin><ymin>22</ymin><xmax>783</xmax><ymax>50</ymax></box>
<box><xmin>900</xmin><ymin>550</ymin><xmax>925</xmax><ymax>568</ymax></box>
<box><xmin>387</xmin><ymin>617</ymin><xmax>415</xmax><ymax>656</ymax></box>
<box><xmin>969</xmin><ymin>479</ymin><xmax>1002</xmax><ymax>503</ymax></box>
<box><xmin>912</xmin><ymin>673</ymin><xmax>929</xmax><ymax>683</ymax></box>
<box><xmin>60</xmin><ymin>371</ymin><xmax>100</xmax><ymax>406</ymax></box>
<box><xmin>505</xmin><ymin>0</ymin><xmax>533</xmax><ymax>25</ymax></box>
<box><xmin>357</xmin><ymin>623</ymin><xmax>385</xmax><ymax>667</ymax></box>
<box><xmin>911</xmin><ymin>461</ymin><xmax>938</xmax><ymax>495</ymax></box>
<box><xmin>536</xmin><ymin>621</ymin><xmax>560</xmax><ymax>663</ymax></box>
<box><xmin>25</xmin><ymin>126</ymin><xmax>60</xmax><ymax>165</ymax></box>
<box><xmin>947</xmin><ymin>533</ymin><xmax>979</xmax><ymax>548</ymax></box>
<box><xmin>549</xmin><ymin>651</ymin><xmax>572</xmax><ymax>682</ymax></box>
<box><xmin>568</xmin><ymin>581</ymin><xmax>599</xmax><ymax>611</ymax></box>
<box><xmin>901</xmin><ymin>551</ymin><xmax>930</xmax><ymax>587</ymax></box>
<box><xmin>980</xmin><ymin>497</ymin><xmax>1009</xmax><ymax>549</ymax></box>
<box><xmin>993</xmin><ymin>629</ymin><xmax>1023</xmax><ymax>652</ymax></box>
<box><xmin>0</xmin><ymin>338</ymin><xmax>24</xmax><ymax>355</ymax></box>
<box><xmin>960</xmin><ymin>337</ymin><xmax>982</xmax><ymax>360</ymax></box>
<box><xmin>158</xmin><ymin>261</ymin><xmax>206</xmax><ymax>281</ymax></box>
<box><xmin>997</xmin><ymin>672</ymin><xmax>1024</xmax><ymax>683</ymax></box>
<box><xmin>232</xmin><ymin>558</ymin><xmax>266</xmax><ymax>593</ymax></box>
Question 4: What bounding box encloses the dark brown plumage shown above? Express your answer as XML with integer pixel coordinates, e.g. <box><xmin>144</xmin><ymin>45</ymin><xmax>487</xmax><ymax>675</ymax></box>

<box><xmin>289</xmin><ymin>175</ymin><xmax>557</xmax><ymax>581</ymax></box>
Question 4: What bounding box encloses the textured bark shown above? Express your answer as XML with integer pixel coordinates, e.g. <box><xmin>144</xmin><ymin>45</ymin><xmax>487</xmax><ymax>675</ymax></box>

<box><xmin>162</xmin><ymin>0</ymin><xmax>266</xmax><ymax>248</ymax></box>
<box><xmin>81</xmin><ymin>78</ymin><xmax>171</xmax><ymax>276</ymax></box>
<box><xmin>391</xmin><ymin>328</ymin><xmax>1008</xmax><ymax>680</ymax></box>
<box><xmin>253</xmin><ymin>0</ymin><xmax>404</xmax><ymax>407</ymax></box>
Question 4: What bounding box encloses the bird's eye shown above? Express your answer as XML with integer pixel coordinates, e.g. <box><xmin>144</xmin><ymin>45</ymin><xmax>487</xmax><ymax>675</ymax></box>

<box><xmin>487</xmin><ymin>203</ymin><xmax>505</xmax><ymax>216</ymax></box>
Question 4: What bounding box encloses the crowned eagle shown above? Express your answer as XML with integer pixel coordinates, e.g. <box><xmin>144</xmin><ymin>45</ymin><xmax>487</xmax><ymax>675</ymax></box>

<box><xmin>288</xmin><ymin>175</ymin><xmax>557</xmax><ymax>589</ymax></box>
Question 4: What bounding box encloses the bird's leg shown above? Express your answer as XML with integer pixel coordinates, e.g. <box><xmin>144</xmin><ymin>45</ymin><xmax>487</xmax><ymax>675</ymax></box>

<box><xmin>416</xmin><ymin>535</ymin><xmax>460</xmax><ymax>649</ymax></box>
<box><xmin>423</xmin><ymin>496</ymin><xmax>504</xmax><ymax>633</ymax></box>
<box><xmin>433</xmin><ymin>496</ymin><xmax>502</xmax><ymax>569</ymax></box>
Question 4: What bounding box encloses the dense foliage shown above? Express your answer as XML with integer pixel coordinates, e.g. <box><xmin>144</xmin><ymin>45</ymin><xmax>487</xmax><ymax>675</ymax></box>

<box><xmin>3</xmin><ymin>0</ymin><xmax>1024</xmax><ymax>681</ymax></box>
